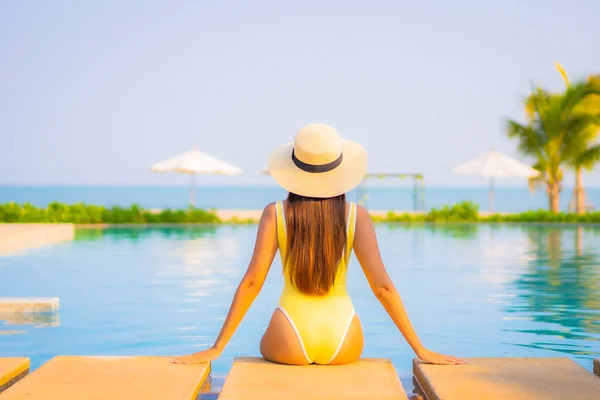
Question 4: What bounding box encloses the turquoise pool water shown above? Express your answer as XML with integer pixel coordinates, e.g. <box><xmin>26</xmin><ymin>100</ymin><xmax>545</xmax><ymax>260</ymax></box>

<box><xmin>1</xmin><ymin>224</ymin><xmax>600</xmax><ymax>397</ymax></box>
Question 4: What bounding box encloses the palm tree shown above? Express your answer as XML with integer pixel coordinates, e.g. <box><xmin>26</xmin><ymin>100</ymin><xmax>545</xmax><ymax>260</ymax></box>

<box><xmin>569</xmin><ymin>75</ymin><xmax>600</xmax><ymax>214</ymax></box>
<box><xmin>508</xmin><ymin>82</ymin><xmax>600</xmax><ymax>212</ymax></box>
<box><xmin>526</xmin><ymin>67</ymin><xmax>600</xmax><ymax>214</ymax></box>
<box><xmin>567</xmin><ymin>118</ymin><xmax>600</xmax><ymax>213</ymax></box>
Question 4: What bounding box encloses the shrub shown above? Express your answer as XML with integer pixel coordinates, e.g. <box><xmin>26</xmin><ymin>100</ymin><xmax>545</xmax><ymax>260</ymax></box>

<box><xmin>0</xmin><ymin>203</ymin><xmax>221</xmax><ymax>224</ymax></box>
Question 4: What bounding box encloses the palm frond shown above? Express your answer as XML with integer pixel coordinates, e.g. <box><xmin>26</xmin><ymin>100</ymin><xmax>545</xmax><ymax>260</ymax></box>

<box><xmin>559</xmin><ymin>82</ymin><xmax>600</xmax><ymax>118</ymax></box>
<box><xmin>575</xmin><ymin>144</ymin><xmax>600</xmax><ymax>170</ymax></box>
<box><xmin>506</xmin><ymin>119</ymin><xmax>545</xmax><ymax>158</ymax></box>
<box><xmin>507</xmin><ymin>79</ymin><xmax>600</xmax><ymax>207</ymax></box>
<box><xmin>556</xmin><ymin>63</ymin><xmax>570</xmax><ymax>86</ymax></box>
<box><xmin>528</xmin><ymin>161</ymin><xmax>545</xmax><ymax>194</ymax></box>
<box><xmin>564</xmin><ymin>113</ymin><xmax>600</xmax><ymax>136</ymax></box>
<box><xmin>525</xmin><ymin>96</ymin><xmax>536</xmax><ymax>121</ymax></box>
<box><xmin>528</xmin><ymin>177</ymin><xmax>544</xmax><ymax>193</ymax></box>
<box><xmin>588</xmin><ymin>74</ymin><xmax>600</xmax><ymax>88</ymax></box>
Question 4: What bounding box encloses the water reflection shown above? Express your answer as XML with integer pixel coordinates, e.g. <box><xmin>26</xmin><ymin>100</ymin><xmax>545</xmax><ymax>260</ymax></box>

<box><xmin>74</xmin><ymin>226</ymin><xmax>219</xmax><ymax>243</ymax></box>
<box><xmin>178</xmin><ymin>236</ymin><xmax>241</xmax><ymax>297</ymax></box>
<box><xmin>137</xmin><ymin>227</ymin><xmax>245</xmax><ymax>339</ymax></box>
<box><xmin>383</xmin><ymin>223</ymin><xmax>481</xmax><ymax>258</ymax></box>
<box><xmin>385</xmin><ymin>223</ymin><xmax>480</xmax><ymax>240</ymax></box>
<box><xmin>0</xmin><ymin>311</ymin><xmax>60</xmax><ymax>327</ymax></box>
<box><xmin>505</xmin><ymin>226</ymin><xmax>600</xmax><ymax>357</ymax></box>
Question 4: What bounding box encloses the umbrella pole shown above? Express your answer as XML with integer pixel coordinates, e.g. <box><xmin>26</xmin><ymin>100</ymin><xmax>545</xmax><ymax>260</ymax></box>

<box><xmin>190</xmin><ymin>174</ymin><xmax>196</xmax><ymax>207</ymax></box>
<box><xmin>489</xmin><ymin>177</ymin><xmax>494</xmax><ymax>213</ymax></box>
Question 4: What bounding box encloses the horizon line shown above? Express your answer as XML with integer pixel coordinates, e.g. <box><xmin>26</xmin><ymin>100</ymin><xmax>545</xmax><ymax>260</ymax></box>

<box><xmin>0</xmin><ymin>183</ymin><xmax>595</xmax><ymax>189</ymax></box>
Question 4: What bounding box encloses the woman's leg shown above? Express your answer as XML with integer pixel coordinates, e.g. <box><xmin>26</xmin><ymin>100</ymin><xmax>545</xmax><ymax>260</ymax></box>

<box><xmin>260</xmin><ymin>308</ymin><xmax>310</xmax><ymax>365</ymax></box>
<box><xmin>328</xmin><ymin>314</ymin><xmax>364</xmax><ymax>365</ymax></box>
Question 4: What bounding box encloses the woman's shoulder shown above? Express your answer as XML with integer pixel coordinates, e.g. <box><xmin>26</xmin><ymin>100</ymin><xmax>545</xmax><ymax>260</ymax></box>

<box><xmin>354</xmin><ymin>204</ymin><xmax>371</xmax><ymax>223</ymax></box>
<box><xmin>347</xmin><ymin>202</ymin><xmax>367</xmax><ymax>212</ymax></box>
<box><xmin>263</xmin><ymin>202</ymin><xmax>277</xmax><ymax>212</ymax></box>
<box><xmin>354</xmin><ymin>203</ymin><xmax>367</xmax><ymax>212</ymax></box>
<box><xmin>258</xmin><ymin>202</ymin><xmax>277</xmax><ymax>222</ymax></box>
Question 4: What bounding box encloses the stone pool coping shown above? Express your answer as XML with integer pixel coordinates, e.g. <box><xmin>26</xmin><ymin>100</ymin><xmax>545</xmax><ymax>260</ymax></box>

<box><xmin>2</xmin><ymin>356</ymin><xmax>598</xmax><ymax>398</ymax></box>
<box><xmin>0</xmin><ymin>358</ymin><xmax>30</xmax><ymax>393</ymax></box>
<box><xmin>0</xmin><ymin>356</ymin><xmax>210</xmax><ymax>400</ymax></box>
<box><xmin>219</xmin><ymin>357</ymin><xmax>407</xmax><ymax>400</ymax></box>
<box><xmin>413</xmin><ymin>357</ymin><xmax>600</xmax><ymax>400</ymax></box>
<box><xmin>0</xmin><ymin>224</ymin><xmax>74</xmax><ymax>256</ymax></box>
<box><xmin>0</xmin><ymin>298</ymin><xmax>59</xmax><ymax>314</ymax></box>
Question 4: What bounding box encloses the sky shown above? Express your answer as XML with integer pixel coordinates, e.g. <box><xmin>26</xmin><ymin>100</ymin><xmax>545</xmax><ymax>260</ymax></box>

<box><xmin>1</xmin><ymin>0</ymin><xmax>599</xmax><ymax>187</ymax></box>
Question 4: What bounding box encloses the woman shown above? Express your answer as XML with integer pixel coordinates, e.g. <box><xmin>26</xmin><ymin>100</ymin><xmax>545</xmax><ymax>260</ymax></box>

<box><xmin>172</xmin><ymin>123</ymin><xmax>464</xmax><ymax>366</ymax></box>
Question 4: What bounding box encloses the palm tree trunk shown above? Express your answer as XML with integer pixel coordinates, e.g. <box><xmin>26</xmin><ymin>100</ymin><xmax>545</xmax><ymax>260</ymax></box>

<box><xmin>575</xmin><ymin>167</ymin><xmax>585</xmax><ymax>214</ymax></box>
<box><xmin>547</xmin><ymin>182</ymin><xmax>560</xmax><ymax>213</ymax></box>
<box><xmin>548</xmin><ymin>228</ymin><xmax>562</xmax><ymax>268</ymax></box>
<box><xmin>575</xmin><ymin>226</ymin><xmax>583</xmax><ymax>257</ymax></box>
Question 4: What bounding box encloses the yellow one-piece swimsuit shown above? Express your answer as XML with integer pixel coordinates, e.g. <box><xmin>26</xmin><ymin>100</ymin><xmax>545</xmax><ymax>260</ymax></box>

<box><xmin>275</xmin><ymin>200</ymin><xmax>357</xmax><ymax>364</ymax></box>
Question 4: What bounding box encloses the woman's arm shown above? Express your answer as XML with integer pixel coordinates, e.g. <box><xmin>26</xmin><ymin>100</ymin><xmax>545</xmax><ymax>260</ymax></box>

<box><xmin>353</xmin><ymin>205</ymin><xmax>465</xmax><ymax>365</ymax></box>
<box><xmin>171</xmin><ymin>203</ymin><xmax>279</xmax><ymax>364</ymax></box>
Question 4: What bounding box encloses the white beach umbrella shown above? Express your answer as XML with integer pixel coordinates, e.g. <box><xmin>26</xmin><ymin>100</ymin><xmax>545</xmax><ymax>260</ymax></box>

<box><xmin>151</xmin><ymin>149</ymin><xmax>242</xmax><ymax>206</ymax></box>
<box><xmin>451</xmin><ymin>149</ymin><xmax>540</xmax><ymax>212</ymax></box>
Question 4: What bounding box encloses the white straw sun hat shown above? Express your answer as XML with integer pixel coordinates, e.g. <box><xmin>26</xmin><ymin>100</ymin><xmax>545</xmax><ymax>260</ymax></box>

<box><xmin>268</xmin><ymin>123</ymin><xmax>368</xmax><ymax>198</ymax></box>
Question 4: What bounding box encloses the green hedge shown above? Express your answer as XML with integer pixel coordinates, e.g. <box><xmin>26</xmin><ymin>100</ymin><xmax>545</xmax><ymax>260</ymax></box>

<box><xmin>0</xmin><ymin>202</ymin><xmax>221</xmax><ymax>224</ymax></box>
<box><xmin>375</xmin><ymin>201</ymin><xmax>600</xmax><ymax>223</ymax></box>
<box><xmin>3</xmin><ymin>201</ymin><xmax>600</xmax><ymax>224</ymax></box>
<box><xmin>372</xmin><ymin>201</ymin><xmax>481</xmax><ymax>222</ymax></box>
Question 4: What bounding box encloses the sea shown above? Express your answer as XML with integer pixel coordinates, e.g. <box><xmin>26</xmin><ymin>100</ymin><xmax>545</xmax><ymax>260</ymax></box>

<box><xmin>0</xmin><ymin>185</ymin><xmax>597</xmax><ymax>213</ymax></box>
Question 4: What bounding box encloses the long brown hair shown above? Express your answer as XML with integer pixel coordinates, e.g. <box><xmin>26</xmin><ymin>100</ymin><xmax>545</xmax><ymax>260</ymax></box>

<box><xmin>283</xmin><ymin>192</ymin><xmax>347</xmax><ymax>296</ymax></box>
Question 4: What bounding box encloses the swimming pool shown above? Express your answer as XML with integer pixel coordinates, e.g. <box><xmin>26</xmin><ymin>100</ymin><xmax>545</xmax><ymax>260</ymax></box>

<box><xmin>1</xmin><ymin>224</ymin><xmax>600</xmax><ymax>397</ymax></box>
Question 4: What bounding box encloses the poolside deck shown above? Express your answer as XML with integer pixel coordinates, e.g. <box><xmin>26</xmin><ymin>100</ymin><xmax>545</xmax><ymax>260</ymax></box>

<box><xmin>0</xmin><ymin>224</ymin><xmax>74</xmax><ymax>256</ymax></box>
<box><xmin>413</xmin><ymin>357</ymin><xmax>600</xmax><ymax>400</ymax></box>
<box><xmin>0</xmin><ymin>356</ymin><xmax>210</xmax><ymax>399</ymax></box>
<box><xmin>219</xmin><ymin>357</ymin><xmax>407</xmax><ymax>400</ymax></box>
<box><xmin>0</xmin><ymin>358</ymin><xmax>29</xmax><ymax>393</ymax></box>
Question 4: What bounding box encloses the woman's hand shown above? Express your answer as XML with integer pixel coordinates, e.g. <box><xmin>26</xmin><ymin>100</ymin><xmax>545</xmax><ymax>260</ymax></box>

<box><xmin>170</xmin><ymin>346</ymin><xmax>221</xmax><ymax>364</ymax></box>
<box><xmin>416</xmin><ymin>348</ymin><xmax>466</xmax><ymax>365</ymax></box>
